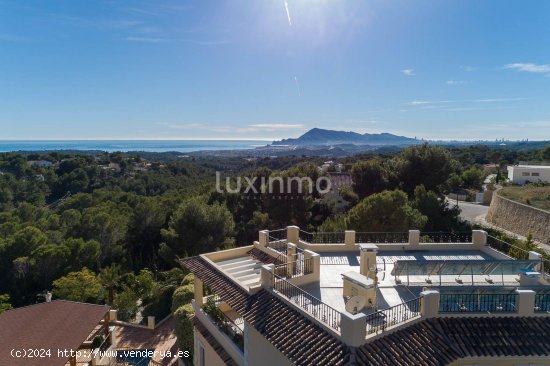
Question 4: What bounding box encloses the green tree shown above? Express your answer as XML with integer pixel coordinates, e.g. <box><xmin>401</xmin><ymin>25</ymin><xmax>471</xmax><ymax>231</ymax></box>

<box><xmin>0</xmin><ymin>294</ymin><xmax>12</xmax><ymax>314</ymax></box>
<box><xmin>461</xmin><ymin>166</ymin><xmax>485</xmax><ymax>190</ymax></box>
<box><xmin>346</xmin><ymin>190</ymin><xmax>427</xmax><ymax>231</ymax></box>
<box><xmin>351</xmin><ymin>159</ymin><xmax>388</xmax><ymax>198</ymax></box>
<box><xmin>126</xmin><ymin>198</ymin><xmax>166</xmax><ymax>269</ymax></box>
<box><xmin>99</xmin><ymin>264</ymin><xmax>121</xmax><ymax>305</ymax></box>
<box><xmin>445</xmin><ymin>173</ymin><xmax>463</xmax><ymax>193</ymax></box>
<box><xmin>243</xmin><ymin>211</ymin><xmax>270</xmax><ymax>245</ymax></box>
<box><xmin>80</xmin><ymin>203</ymin><xmax>129</xmax><ymax>266</ymax></box>
<box><xmin>161</xmin><ymin>198</ymin><xmax>234</xmax><ymax>259</ymax></box>
<box><xmin>393</xmin><ymin>144</ymin><xmax>455</xmax><ymax>195</ymax></box>
<box><xmin>541</xmin><ymin>145</ymin><xmax>550</xmax><ymax>161</ymax></box>
<box><xmin>31</xmin><ymin>244</ymin><xmax>70</xmax><ymax>288</ymax></box>
<box><xmin>318</xmin><ymin>215</ymin><xmax>347</xmax><ymax>232</ymax></box>
<box><xmin>411</xmin><ymin>185</ymin><xmax>460</xmax><ymax>231</ymax></box>
<box><xmin>53</xmin><ymin>267</ymin><xmax>102</xmax><ymax>303</ymax></box>
<box><xmin>63</xmin><ymin>238</ymin><xmax>100</xmax><ymax>272</ymax></box>
<box><xmin>114</xmin><ymin>287</ymin><xmax>139</xmax><ymax>322</ymax></box>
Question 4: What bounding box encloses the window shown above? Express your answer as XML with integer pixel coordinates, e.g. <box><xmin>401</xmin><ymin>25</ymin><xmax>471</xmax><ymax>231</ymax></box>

<box><xmin>522</xmin><ymin>172</ymin><xmax>530</xmax><ymax>176</ymax></box>
<box><xmin>198</xmin><ymin>342</ymin><xmax>205</xmax><ymax>366</ymax></box>
<box><xmin>532</xmin><ymin>172</ymin><xmax>540</xmax><ymax>176</ymax></box>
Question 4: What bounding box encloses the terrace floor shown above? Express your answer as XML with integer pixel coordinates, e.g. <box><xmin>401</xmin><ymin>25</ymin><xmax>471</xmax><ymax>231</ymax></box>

<box><xmin>301</xmin><ymin>250</ymin><xmax>522</xmax><ymax>314</ymax></box>
<box><xmin>115</xmin><ymin>318</ymin><xmax>180</xmax><ymax>365</ymax></box>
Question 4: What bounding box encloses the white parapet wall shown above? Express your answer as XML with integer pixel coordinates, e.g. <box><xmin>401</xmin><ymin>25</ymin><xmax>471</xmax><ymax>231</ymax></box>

<box><xmin>289</xmin><ymin>230</ymin><xmax>487</xmax><ymax>253</ymax></box>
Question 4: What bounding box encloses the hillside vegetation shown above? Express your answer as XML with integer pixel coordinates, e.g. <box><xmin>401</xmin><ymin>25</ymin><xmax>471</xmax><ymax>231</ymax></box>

<box><xmin>500</xmin><ymin>186</ymin><xmax>550</xmax><ymax>211</ymax></box>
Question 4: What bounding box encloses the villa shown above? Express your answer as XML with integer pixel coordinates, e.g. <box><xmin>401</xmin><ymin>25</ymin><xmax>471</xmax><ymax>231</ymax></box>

<box><xmin>0</xmin><ymin>300</ymin><xmax>114</xmax><ymax>366</ymax></box>
<box><xmin>182</xmin><ymin>226</ymin><xmax>550</xmax><ymax>366</ymax></box>
<box><xmin>507</xmin><ymin>163</ymin><xmax>550</xmax><ymax>185</ymax></box>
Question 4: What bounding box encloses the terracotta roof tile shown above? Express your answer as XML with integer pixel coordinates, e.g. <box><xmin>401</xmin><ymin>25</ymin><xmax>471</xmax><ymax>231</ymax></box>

<box><xmin>192</xmin><ymin>317</ymin><xmax>239</xmax><ymax>366</ymax></box>
<box><xmin>182</xmin><ymin>256</ymin><xmax>550</xmax><ymax>366</ymax></box>
<box><xmin>356</xmin><ymin>317</ymin><xmax>550</xmax><ymax>365</ymax></box>
<box><xmin>181</xmin><ymin>256</ymin><xmax>350</xmax><ymax>366</ymax></box>
<box><xmin>0</xmin><ymin>300</ymin><xmax>110</xmax><ymax>366</ymax></box>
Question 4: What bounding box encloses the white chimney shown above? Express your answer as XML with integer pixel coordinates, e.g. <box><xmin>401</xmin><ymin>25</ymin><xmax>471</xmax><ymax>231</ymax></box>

<box><xmin>45</xmin><ymin>292</ymin><xmax>52</xmax><ymax>302</ymax></box>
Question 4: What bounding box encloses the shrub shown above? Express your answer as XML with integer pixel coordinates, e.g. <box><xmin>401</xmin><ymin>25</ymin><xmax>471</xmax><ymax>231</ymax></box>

<box><xmin>173</xmin><ymin>303</ymin><xmax>194</xmax><ymax>359</ymax></box>
<box><xmin>171</xmin><ymin>284</ymin><xmax>194</xmax><ymax>313</ymax></box>
<box><xmin>182</xmin><ymin>273</ymin><xmax>194</xmax><ymax>286</ymax></box>
<box><xmin>142</xmin><ymin>285</ymin><xmax>173</xmax><ymax>321</ymax></box>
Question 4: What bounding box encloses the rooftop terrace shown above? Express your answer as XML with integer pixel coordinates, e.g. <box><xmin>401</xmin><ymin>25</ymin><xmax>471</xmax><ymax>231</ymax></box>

<box><xmin>187</xmin><ymin>225</ymin><xmax>550</xmax><ymax>365</ymax></box>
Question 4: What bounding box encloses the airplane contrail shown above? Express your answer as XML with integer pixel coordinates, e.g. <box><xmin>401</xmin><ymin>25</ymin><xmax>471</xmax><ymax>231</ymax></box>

<box><xmin>284</xmin><ymin>0</ymin><xmax>292</xmax><ymax>26</ymax></box>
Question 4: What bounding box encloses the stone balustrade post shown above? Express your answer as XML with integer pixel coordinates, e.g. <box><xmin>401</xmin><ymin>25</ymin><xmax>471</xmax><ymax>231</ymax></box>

<box><xmin>516</xmin><ymin>289</ymin><xmax>535</xmax><ymax>316</ymax></box>
<box><xmin>409</xmin><ymin>230</ymin><xmax>420</xmax><ymax>249</ymax></box>
<box><xmin>259</xmin><ymin>230</ymin><xmax>269</xmax><ymax>247</ymax></box>
<box><xmin>420</xmin><ymin>290</ymin><xmax>440</xmax><ymax>318</ymax></box>
<box><xmin>303</xmin><ymin>249</ymin><xmax>320</xmax><ymax>281</ymax></box>
<box><xmin>261</xmin><ymin>264</ymin><xmax>275</xmax><ymax>290</ymax></box>
<box><xmin>472</xmin><ymin>230</ymin><xmax>487</xmax><ymax>249</ymax></box>
<box><xmin>345</xmin><ymin>230</ymin><xmax>356</xmax><ymax>246</ymax></box>
<box><xmin>147</xmin><ymin>316</ymin><xmax>155</xmax><ymax>329</ymax></box>
<box><xmin>287</xmin><ymin>243</ymin><xmax>297</xmax><ymax>276</ymax></box>
<box><xmin>287</xmin><ymin>225</ymin><xmax>300</xmax><ymax>244</ymax></box>
<box><xmin>340</xmin><ymin>311</ymin><xmax>367</xmax><ymax>346</ymax></box>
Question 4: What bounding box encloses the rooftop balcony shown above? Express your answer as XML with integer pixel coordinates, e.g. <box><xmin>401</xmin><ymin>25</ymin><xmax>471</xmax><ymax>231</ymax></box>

<box><xmin>194</xmin><ymin>226</ymin><xmax>550</xmax><ymax>347</ymax></box>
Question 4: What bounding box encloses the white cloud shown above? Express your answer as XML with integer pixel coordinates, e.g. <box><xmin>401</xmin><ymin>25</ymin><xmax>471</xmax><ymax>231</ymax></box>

<box><xmin>283</xmin><ymin>0</ymin><xmax>292</xmax><ymax>26</ymax></box>
<box><xmin>446</xmin><ymin>80</ymin><xmax>470</xmax><ymax>85</ymax></box>
<box><xmin>166</xmin><ymin>123</ymin><xmax>304</xmax><ymax>133</ymax></box>
<box><xmin>167</xmin><ymin>123</ymin><xmax>204</xmax><ymax>129</ymax></box>
<box><xmin>122</xmin><ymin>37</ymin><xmax>231</xmax><ymax>45</ymax></box>
<box><xmin>179</xmin><ymin>39</ymin><xmax>232</xmax><ymax>46</ymax></box>
<box><xmin>409</xmin><ymin>100</ymin><xmax>450</xmax><ymax>105</ymax></box>
<box><xmin>475</xmin><ymin>97</ymin><xmax>526</xmax><ymax>103</ymax></box>
<box><xmin>503</xmin><ymin>63</ymin><xmax>550</xmax><ymax>76</ymax></box>
<box><xmin>401</xmin><ymin>69</ymin><xmax>416</xmax><ymax>76</ymax></box>
<box><xmin>460</xmin><ymin>65</ymin><xmax>478</xmax><ymax>72</ymax></box>
<box><xmin>123</xmin><ymin>36</ymin><xmax>167</xmax><ymax>43</ymax></box>
<box><xmin>249</xmin><ymin>124</ymin><xmax>305</xmax><ymax>129</ymax></box>
<box><xmin>344</xmin><ymin>119</ymin><xmax>378</xmax><ymax>125</ymax></box>
<box><xmin>409</xmin><ymin>98</ymin><xmax>525</xmax><ymax>106</ymax></box>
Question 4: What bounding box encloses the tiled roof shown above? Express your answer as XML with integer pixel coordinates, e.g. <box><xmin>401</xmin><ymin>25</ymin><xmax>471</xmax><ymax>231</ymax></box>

<box><xmin>183</xmin><ymin>256</ymin><xmax>550</xmax><ymax>366</ymax></box>
<box><xmin>192</xmin><ymin>316</ymin><xmax>239</xmax><ymax>366</ymax></box>
<box><xmin>181</xmin><ymin>256</ymin><xmax>351</xmax><ymax>366</ymax></box>
<box><xmin>356</xmin><ymin>316</ymin><xmax>550</xmax><ymax>366</ymax></box>
<box><xmin>0</xmin><ymin>300</ymin><xmax>110</xmax><ymax>366</ymax></box>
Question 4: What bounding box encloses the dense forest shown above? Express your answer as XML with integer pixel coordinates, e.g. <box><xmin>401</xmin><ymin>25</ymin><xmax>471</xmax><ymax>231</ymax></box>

<box><xmin>0</xmin><ymin>144</ymin><xmax>549</xmax><ymax>320</ymax></box>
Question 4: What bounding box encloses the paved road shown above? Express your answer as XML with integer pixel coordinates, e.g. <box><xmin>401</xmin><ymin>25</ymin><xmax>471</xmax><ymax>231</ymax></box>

<box><xmin>446</xmin><ymin>199</ymin><xmax>490</xmax><ymax>223</ymax></box>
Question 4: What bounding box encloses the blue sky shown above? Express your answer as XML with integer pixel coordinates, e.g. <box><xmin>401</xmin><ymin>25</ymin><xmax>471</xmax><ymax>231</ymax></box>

<box><xmin>1</xmin><ymin>0</ymin><xmax>549</xmax><ymax>140</ymax></box>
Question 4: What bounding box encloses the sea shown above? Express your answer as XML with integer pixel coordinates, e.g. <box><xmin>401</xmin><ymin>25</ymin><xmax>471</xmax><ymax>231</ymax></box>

<box><xmin>0</xmin><ymin>140</ymin><xmax>271</xmax><ymax>153</ymax></box>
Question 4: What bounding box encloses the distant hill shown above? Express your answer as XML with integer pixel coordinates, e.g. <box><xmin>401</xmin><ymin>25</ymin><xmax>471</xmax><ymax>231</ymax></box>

<box><xmin>274</xmin><ymin>128</ymin><xmax>419</xmax><ymax>146</ymax></box>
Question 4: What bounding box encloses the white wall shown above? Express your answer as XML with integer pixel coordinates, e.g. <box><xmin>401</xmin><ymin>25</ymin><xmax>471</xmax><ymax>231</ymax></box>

<box><xmin>508</xmin><ymin>166</ymin><xmax>550</xmax><ymax>185</ymax></box>
<box><xmin>245</xmin><ymin>323</ymin><xmax>293</xmax><ymax>366</ymax></box>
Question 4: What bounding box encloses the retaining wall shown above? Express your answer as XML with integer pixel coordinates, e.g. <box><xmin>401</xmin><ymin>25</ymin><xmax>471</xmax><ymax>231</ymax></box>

<box><xmin>486</xmin><ymin>191</ymin><xmax>550</xmax><ymax>243</ymax></box>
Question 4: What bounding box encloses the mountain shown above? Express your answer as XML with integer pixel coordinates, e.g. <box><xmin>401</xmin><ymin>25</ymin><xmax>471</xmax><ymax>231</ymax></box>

<box><xmin>274</xmin><ymin>128</ymin><xmax>418</xmax><ymax>146</ymax></box>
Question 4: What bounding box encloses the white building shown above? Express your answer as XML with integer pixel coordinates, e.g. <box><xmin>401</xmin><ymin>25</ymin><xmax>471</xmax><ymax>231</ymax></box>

<box><xmin>319</xmin><ymin>161</ymin><xmax>344</xmax><ymax>173</ymax></box>
<box><xmin>507</xmin><ymin>164</ymin><xmax>550</xmax><ymax>184</ymax></box>
<box><xmin>182</xmin><ymin>227</ymin><xmax>550</xmax><ymax>366</ymax></box>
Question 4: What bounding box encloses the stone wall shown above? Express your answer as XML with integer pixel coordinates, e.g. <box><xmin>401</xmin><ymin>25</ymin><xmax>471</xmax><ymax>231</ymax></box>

<box><xmin>486</xmin><ymin>191</ymin><xmax>550</xmax><ymax>243</ymax></box>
